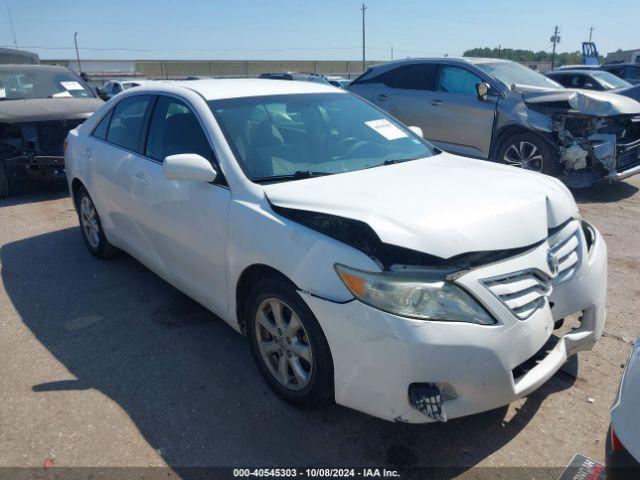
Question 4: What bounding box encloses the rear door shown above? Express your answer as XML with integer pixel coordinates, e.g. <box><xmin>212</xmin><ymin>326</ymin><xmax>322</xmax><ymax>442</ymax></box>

<box><xmin>350</xmin><ymin>63</ymin><xmax>440</xmax><ymax>136</ymax></box>
<box><xmin>129</xmin><ymin>94</ymin><xmax>231</xmax><ymax>314</ymax></box>
<box><xmin>89</xmin><ymin>94</ymin><xmax>154</xmax><ymax>252</ymax></box>
<box><xmin>425</xmin><ymin>64</ymin><xmax>498</xmax><ymax>158</ymax></box>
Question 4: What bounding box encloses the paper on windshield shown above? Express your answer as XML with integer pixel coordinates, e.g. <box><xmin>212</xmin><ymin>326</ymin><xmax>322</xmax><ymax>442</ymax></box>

<box><xmin>0</xmin><ymin>87</ymin><xmax>5</xmax><ymax>99</ymax></box>
<box><xmin>365</xmin><ymin>119</ymin><xmax>408</xmax><ymax>141</ymax></box>
<box><xmin>60</xmin><ymin>81</ymin><xmax>84</xmax><ymax>91</ymax></box>
<box><xmin>52</xmin><ymin>91</ymin><xmax>73</xmax><ymax>98</ymax></box>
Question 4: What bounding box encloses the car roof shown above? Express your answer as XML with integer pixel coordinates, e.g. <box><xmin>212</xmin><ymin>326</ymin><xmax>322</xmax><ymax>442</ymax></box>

<box><xmin>0</xmin><ymin>64</ymin><xmax>72</xmax><ymax>72</ymax></box>
<box><xmin>166</xmin><ymin>78</ymin><xmax>341</xmax><ymax>100</ymax></box>
<box><xmin>547</xmin><ymin>70</ymin><xmax>599</xmax><ymax>75</ymax></box>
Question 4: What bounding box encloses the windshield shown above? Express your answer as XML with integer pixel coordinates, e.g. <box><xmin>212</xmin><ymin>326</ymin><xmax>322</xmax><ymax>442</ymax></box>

<box><xmin>209</xmin><ymin>93</ymin><xmax>435</xmax><ymax>183</ymax></box>
<box><xmin>592</xmin><ymin>71</ymin><xmax>632</xmax><ymax>89</ymax></box>
<box><xmin>477</xmin><ymin>62</ymin><xmax>563</xmax><ymax>90</ymax></box>
<box><xmin>0</xmin><ymin>68</ymin><xmax>94</xmax><ymax>100</ymax></box>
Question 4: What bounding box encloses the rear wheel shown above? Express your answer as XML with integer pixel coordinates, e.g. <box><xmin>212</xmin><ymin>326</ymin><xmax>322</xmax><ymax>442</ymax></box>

<box><xmin>246</xmin><ymin>277</ymin><xmax>333</xmax><ymax>407</ymax></box>
<box><xmin>76</xmin><ymin>186</ymin><xmax>117</xmax><ymax>258</ymax></box>
<box><xmin>0</xmin><ymin>158</ymin><xmax>9</xmax><ymax>199</ymax></box>
<box><xmin>496</xmin><ymin>132</ymin><xmax>560</xmax><ymax>176</ymax></box>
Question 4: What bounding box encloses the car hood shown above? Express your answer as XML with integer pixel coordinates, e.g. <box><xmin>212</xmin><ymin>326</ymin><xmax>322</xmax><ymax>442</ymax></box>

<box><xmin>263</xmin><ymin>153</ymin><xmax>578</xmax><ymax>259</ymax></box>
<box><xmin>612</xmin><ymin>84</ymin><xmax>640</xmax><ymax>103</ymax></box>
<box><xmin>521</xmin><ymin>88</ymin><xmax>640</xmax><ymax>116</ymax></box>
<box><xmin>611</xmin><ymin>340</ymin><xmax>640</xmax><ymax>460</ymax></box>
<box><xmin>0</xmin><ymin>98</ymin><xmax>103</xmax><ymax>123</ymax></box>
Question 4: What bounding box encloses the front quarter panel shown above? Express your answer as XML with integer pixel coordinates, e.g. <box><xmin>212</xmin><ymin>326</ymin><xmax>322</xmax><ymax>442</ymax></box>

<box><xmin>226</xmin><ymin>195</ymin><xmax>380</xmax><ymax>327</ymax></box>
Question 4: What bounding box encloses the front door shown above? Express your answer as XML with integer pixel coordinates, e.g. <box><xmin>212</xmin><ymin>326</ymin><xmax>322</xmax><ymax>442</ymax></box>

<box><xmin>129</xmin><ymin>95</ymin><xmax>231</xmax><ymax>315</ymax></box>
<box><xmin>426</xmin><ymin>65</ymin><xmax>498</xmax><ymax>158</ymax></box>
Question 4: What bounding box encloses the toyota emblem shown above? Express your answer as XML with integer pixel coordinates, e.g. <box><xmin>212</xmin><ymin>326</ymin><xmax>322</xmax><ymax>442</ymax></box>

<box><xmin>547</xmin><ymin>250</ymin><xmax>559</xmax><ymax>277</ymax></box>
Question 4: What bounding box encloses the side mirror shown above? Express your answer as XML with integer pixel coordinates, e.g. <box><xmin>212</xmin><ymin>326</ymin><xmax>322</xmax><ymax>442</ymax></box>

<box><xmin>163</xmin><ymin>154</ymin><xmax>217</xmax><ymax>183</ymax></box>
<box><xmin>476</xmin><ymin>82</ymin><xmax>491</xmax><ymax>101</ymax></box>
<box><xmin>408</xmin><ymin>126</ymin><xmax>423</xmax><ymax>137</ymax></box>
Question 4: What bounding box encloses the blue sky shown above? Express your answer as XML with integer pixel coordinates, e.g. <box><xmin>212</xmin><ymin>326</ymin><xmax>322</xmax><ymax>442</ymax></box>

<box><xmin>1</xmin><ymin>0</ymin><xmax>638</xmax><ymax>61</ymax></box>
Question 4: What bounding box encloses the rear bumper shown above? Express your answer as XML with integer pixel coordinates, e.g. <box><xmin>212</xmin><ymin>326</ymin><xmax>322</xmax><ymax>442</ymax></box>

<box><xmin>301</xmin><ymin>221</ymin><xmax>607</xmax><ymax>423</ymax></box>
<box><xmin>4</xmin><ymin>155</ymin><xmax>66</xmax><ymax>179</ymax></box>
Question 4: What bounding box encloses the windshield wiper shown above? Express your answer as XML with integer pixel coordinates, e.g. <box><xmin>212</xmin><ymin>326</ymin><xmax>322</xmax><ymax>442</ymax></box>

<box><xmin>253</xmin><ymin>170</ymin><xmax>334</xmax><ymax>184</ymax></box>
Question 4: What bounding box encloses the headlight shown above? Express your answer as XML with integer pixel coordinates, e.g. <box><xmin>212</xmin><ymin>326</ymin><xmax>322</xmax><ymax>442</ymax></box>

<box><xmin>335</xmin><ymin>264</ymin><xmax>495</xmax><ymax>325</ymax></box>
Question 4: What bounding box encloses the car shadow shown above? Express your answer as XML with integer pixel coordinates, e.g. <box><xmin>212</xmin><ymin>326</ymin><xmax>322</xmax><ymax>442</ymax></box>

<box><xmin>0</xmin><ymin>179</ymin><xmax>69</xmax><ymax>207</ymax></box>
<box><xmin>571</xmin><ymin>181</ymin><xmax>639</xmax><ymax>204</ymax></box>
<box><xmin>1</xmin><ymin>227</ymin><xmax>578</xmax><ymax>477</ymax></box>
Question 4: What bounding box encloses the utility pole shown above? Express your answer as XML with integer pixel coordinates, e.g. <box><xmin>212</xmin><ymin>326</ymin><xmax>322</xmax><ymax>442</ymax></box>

<box><xmin>6</xmin><ymin>4</ymin><xmax>18</xmax><ymax>48</ymax></box>
<box><xmin>588</xmin><ymin>26</ymin><xmax>594</xmax><ymax>42</ymax></box>
<box><xmin>74</xmin><ymin>32</ymin><xmax>82</xmax><ymax>74</ymax></box>
<box><xmin>361</xmin><ymin>3</ymin><xmax>367</xmax><ymax>73</ymax></box>
<box><xmin>391</xmin><ymin>46</ymin><xmax>393</xmax><ymax>61</ymax></box>
<box><xmin>550</xmin><ymin>25</ymin><xmax>560</xmax><ymax>69</ymax></box>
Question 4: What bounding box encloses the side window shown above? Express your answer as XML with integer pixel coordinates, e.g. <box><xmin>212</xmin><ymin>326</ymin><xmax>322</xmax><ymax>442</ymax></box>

<box><xmin>437</xmin><ymin>66</ymin><xmax>482</xmax><ymax>95</ymax></box>
<box><xmin>379</xmin><ymin>64</ymin><xmax>438</xmax><ymax>90</ymax></box>
<box><xmin>106</xmin><ymin>95</ymin><xmax>152</xmax><ymax>152</ymax></box>
<box><xmin>568</xmin><ymin>75</ymin><xmax>586</xmax><ymax>88</ymax></box>
<box><xmin>145</xmin><ymin>96</ymin><xmax>212</xmax><ymax>162</ymax></box>
<box><xmin>551</xmin><ymin>75</ymin><xmax>572</xmax><ymax>88</ymax></box>
<box><xmin>92</xmin><ymin>109</ymin><xmax>113</xmax><ymax>140</ymax></box>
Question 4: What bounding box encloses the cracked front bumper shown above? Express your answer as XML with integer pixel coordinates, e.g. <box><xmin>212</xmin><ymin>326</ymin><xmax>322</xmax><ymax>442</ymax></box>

<box><xmin>301</xmin><ymin>222</ymin><xmax>607</xmax><ymax>423</ymax></box>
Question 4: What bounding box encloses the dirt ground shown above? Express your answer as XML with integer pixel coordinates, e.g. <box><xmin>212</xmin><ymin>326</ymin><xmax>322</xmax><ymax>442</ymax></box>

<box><xmin>0</xmin><ymin>177</ymin><xmax>638</xmax><ymax>479</ymax></box>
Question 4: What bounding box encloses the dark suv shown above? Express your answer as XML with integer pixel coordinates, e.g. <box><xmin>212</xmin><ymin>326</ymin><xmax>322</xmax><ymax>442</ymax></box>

<box><xmin>0</xmin><ymin>64</ymin><xmax>103</xmax><ymax>197</ymax></box>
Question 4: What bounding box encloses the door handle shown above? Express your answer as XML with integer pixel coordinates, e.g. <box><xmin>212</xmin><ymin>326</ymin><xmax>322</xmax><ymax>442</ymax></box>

<box><xmin>377</xmin><ymin>93</ymin><xmax>388</xmax><ymax>102</ymax></box>
<box><xmin>133</xmin><ymin>172</ymin><xmax>148</xmax><ymax>185</ymax></box>
<box><xmin>431</xmin><ymin>99</ymin><xmax>443</xmax><ymax>106</ymax></box>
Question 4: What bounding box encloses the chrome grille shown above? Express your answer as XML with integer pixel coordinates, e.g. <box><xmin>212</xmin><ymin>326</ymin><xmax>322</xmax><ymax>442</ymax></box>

<box><xmin>482</xmin><ymin>270</ymin><xmax>551</xmax><ymax>320</ymax></box>
<box><xmin>548</xmin><ymin>225</ymin><xmax>581</xmax><ymax>285</ymax></box>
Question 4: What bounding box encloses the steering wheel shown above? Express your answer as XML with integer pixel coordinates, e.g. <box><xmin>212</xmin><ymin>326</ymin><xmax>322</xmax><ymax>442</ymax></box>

<box><xmin>335</xmin><ymin>136</ymin><xmax>361</xmax><ymax>153</ymax></box>
<box><xmin>345</xmin><ymin>140</ymin><xmax>389</xmax><ymax>158</ymax></box>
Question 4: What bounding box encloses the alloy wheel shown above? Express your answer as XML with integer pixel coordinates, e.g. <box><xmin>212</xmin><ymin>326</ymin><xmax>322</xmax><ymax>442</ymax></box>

<box><xmin>254</xmin><ymin>298</ymin><xmax>313</xmax><ymax>390</ymax></box>
<box><xmin>80</xmin><ymin>196</ymin><xmax>100</xmax><ymax>250</ymax></box>
<box><xmin>503</xmin><ymin>141</ymin><xmax>544</xmax><ymax>172</ymax></box>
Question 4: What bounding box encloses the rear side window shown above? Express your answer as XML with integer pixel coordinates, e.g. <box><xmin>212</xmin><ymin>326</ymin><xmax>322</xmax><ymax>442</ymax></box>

<box><xmin>377</xmin><ymin>64</ymin><xmax>438</xmax><ymax>90</ymax></box>
<box><xmin>92</xmin><ymin>110</ymin><xmax>112</xmax><ymax>140</ymax></box>
<box><xmin>106</xmin><ymin>95</ymin><xmax>152</xmax><ymax>152</ymax></box>
<box><xmin>437</xmin><ymin>66</ymin><xmax>482</xmax><ymax>94</ymax></box>
<box><xmin>145</xmin><ymin>96</ymin><xmax>212</xmax><ymax>162</ymax></box>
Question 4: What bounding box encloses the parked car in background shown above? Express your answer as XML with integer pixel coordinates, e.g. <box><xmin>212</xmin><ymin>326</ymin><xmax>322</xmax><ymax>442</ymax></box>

<box><xmin>0</xmin><ymin>47</ymin><xmax>39</xmax><ymax>65</ymax></box>
<box><xmin>96</xmin><ymin>79</ymin><xmax>154</xmax><ymax>101</ymax></box>
<box><xmin>65</xmin><ymin>78</ymin><xmax>607</xmax><ymax>423</ymax></box>
<box><xmin>0</xmin><ymin>64</ymin><xmax>102</xmax><ymax>198</ymax></box>
<box><xmin>348</xmin><ymin>58</ymin><xmax>640</xmax><ymax>187</ymax></box>
<box><xmin>606</xmin><ymin>339</ymin><xmax>640</xmax><ymax>479</ymax></box>
<box><xmin>324</xmin><ymin>75</ymin><xmax>351</xmax><ymax>88</ymax></box>
<box><xmin>546</xmin><ymin>69</ymin><xmax>640</xmax><ymax>104</ymax></box>
<box><xmin>600</xmin><ymin>63</ymin><xmax>640</xmax><ymax>85</ymax></box>
<box><xmin>545</xmin><ymin>69</ymin><xmax>632</xmax><ymax>92</ymax></box>
<box><xmin>259</xmin><ymin>72</ymin><xmax>331</xmax><ymax>85</ymax></box>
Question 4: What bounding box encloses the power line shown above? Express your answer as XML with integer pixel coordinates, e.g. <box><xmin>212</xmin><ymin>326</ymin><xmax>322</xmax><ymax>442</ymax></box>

<box><xmin>6</xmin><ymin>3</ymin><xmax>18</xmax><ymax>48</ymax></box>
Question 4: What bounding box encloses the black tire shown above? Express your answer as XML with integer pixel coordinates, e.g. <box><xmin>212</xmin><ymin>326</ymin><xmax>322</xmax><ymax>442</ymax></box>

<box><xmin>76</xmin><ymin>186</ymin><xmax>117</xmax><ymax>259</ymax></box>
<box><xmin>0</xmin><ymin>159</ymin><xmax>9</xmax><ymax>199</ymax></box>
<box><xmin>245</xmin><ymin>277</ymin><xmax>334</xmax><ymax>408</ymax></box>
<box><xmin>496</xmin><ymin>132</ymin><xmax>561</xmax><ymax>176</ymax></box>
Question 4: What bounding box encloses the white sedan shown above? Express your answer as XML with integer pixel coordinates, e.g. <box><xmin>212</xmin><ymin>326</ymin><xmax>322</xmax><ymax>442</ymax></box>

<box><xmin>64</xmin><ymin>79</ymin><xmax>607</xmax><ymax>423</ymax></box>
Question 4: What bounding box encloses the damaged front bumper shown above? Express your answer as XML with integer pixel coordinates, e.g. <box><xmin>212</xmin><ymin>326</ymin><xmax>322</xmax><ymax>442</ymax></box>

<box><xmin>4</xmin><ymin>154</ymin><xmax>66</xmax><ymax>179</ymax></box>
<box><xmin>299</xmin><ymin>219</ymin><xmax>606</xmax><ymax>423</ymax></box>
<box><xmin>556</xmin><ymin>114</ymin><xmax>640</xmax><ymax>187</ymax></box>
<box><xmin>1</xmin><ymin>119</ymin><xmax>84</xmax><ymax>180</ymax></box>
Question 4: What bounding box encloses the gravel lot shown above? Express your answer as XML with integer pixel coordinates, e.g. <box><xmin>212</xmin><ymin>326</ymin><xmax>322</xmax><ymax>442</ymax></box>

<box><xmin>0</xmin><ymin>177</ymin><xmax>638</xmax><ymax>478</ymax></box>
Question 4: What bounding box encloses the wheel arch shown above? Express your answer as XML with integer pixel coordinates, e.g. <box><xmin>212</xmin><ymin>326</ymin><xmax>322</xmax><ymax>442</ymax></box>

<box><xmin>490</xmin><ymin>124</ymin><xmax>558</xmax><ymax>161</ymax></box>
<box><xmin>70</xmin><ymin>177</ymin><xmax>85</xmax><ymax>213</ymax></box>
<box><xmin>235</xmin><ymin>263</ymin><xmax>299</xmax><ymax>335</ymax></box>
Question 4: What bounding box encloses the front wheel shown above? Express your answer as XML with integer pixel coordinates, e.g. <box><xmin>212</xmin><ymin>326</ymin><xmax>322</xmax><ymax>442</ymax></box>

<box><xmin>246</xmin><ymin>277</ymin><xmax>334</xmax><ymax>408</ymax></box>
<box><xmin>76</xmin><ymin>186</ymin><xmax>117</xmax><ymax>258</ymax></box>
<box><xmin>496</xmin><ymin>132</ymin><xmax>560</xmax><ymax>176</ymax></box>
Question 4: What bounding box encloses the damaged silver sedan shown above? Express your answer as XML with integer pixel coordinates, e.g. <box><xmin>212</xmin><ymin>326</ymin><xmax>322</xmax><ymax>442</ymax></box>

<box><xmin>348</xmin><ymin>58</ymin><xmax>640</xmax><ymax>187</ymax></box>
